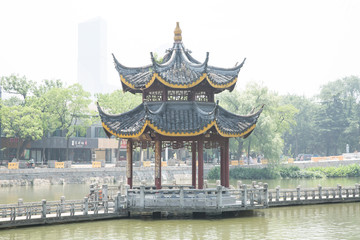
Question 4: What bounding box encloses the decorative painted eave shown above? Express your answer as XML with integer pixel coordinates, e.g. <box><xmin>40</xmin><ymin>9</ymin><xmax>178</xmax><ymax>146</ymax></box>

<box><xmin>97</xmin><ymin>101</ymin><xmax>263</xmax><ymax>139</ymax></box>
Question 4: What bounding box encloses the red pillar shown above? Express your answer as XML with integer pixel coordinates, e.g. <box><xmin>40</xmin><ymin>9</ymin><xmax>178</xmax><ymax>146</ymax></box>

<box><xmin>126</xmin><ymin>139</ymin><xmax>133</xmax><ymax>188</ymax></box>
<box><xmin>224</xmin><ymin>138</ymin><xmax>230</xmax><ymax>188</ymax></box>
<box><xmin>155</xmin><ymin>139</ymin><xmax>162</xmax><ymax>189</ymax></box>
<box><xmin>220</xmin><ymin>144</ymin><xmax>225</xmax><ymax>186</ymax></box>
<box><xmin>191</xmin><ymin>141</ymin><xmax>197</xmax><ymax>188</ymax></box>
<box><xmin>198</xmin><ymin>139</ymin><xmax>204</xmax><ymax>189</ymax></box>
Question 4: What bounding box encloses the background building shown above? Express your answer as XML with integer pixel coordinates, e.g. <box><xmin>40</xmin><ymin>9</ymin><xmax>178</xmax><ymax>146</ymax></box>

<box><xmin>77</xmin><ymin>17</ymin><xmax>108</xmax><ymax>95</ymax></box>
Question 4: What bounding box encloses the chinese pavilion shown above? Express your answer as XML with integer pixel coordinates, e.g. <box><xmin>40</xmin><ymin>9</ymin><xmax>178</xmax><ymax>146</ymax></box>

<box><xmin>97</xmin><ymin>23</ymin><xmax>263</xmax><ymax>189</ymax></box>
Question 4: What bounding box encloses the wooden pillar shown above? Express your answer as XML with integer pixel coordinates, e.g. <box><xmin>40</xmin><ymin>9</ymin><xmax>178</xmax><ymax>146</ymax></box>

<box><xmin>126</xmin><ymin>139</ymin><xmax>133</xmax><ymax>189</ymax></box>
<box><xmin>198</xmin><ymin>139</ymin><xmax>204</xmax><ymax>189</ymax></box>
<box><xmin>220</xmin><ymin>144</ymin><xmax>225</xmax><ymax>187</ymax></box>
<box><xmin>191</xmin><ymin>141</ymin><xmax>197</xmax><ymax>188</ymax></box>
<box><xmin>155</xmin><ymin>139</ymin><xmax>162</xmax><ymax>189</ymax></box>
<box><xmin>224</xmin><ymin>138</ymin><xmax>230</xmax><ymax>188</ymax></box>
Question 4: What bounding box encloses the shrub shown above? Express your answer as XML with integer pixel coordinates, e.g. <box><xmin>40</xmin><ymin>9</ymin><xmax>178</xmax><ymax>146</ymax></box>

<box><xmin>207</xmin><ymin>166</ymin><xmax>220</xmax><ymax>180</ymax></box>
<box><xmin>307</xmin><ymin>164</ymin><xmax>360</xmax><ymax>178</ymax></box>
<box><xmin>229</xmin><ymin>167</ymin><xmax>279</xmax><ymax>180</ymax></box>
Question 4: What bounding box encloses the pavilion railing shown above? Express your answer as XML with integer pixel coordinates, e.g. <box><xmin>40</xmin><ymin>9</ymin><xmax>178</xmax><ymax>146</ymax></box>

<box><xmin>125</xmin><ymin>184</ymin><xmax>269</xmax><ymax>210</ymax></box>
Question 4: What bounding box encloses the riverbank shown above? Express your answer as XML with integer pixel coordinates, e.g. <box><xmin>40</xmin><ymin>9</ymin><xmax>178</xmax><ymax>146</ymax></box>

<box><xmin>1</xmin><ymin>159</ymin><xmax>359</xmax><ymax>187</ymax></box>
<box><xmin>0</xmin><ymin>166</ymin><xmax>208</xmax><ymax>187</ymax></box>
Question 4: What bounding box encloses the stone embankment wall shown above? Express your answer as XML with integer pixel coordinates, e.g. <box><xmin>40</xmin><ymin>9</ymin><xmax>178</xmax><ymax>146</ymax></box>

<box><xmin>1</xmin><ymin>159</ymin><xmax>359</xmax><ymax>187</ymax></box>
<box><xmin>235</xmin><ymin>159</ymin><xmax>360</xmax><ymax>169</ymax></box>
<box><xmin>0</xmin><ymin>166</ymin><xmax>208</xmax><ymax>187</ymax></box>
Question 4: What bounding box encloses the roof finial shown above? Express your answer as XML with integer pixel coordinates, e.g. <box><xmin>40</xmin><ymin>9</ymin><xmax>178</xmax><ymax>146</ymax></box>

<box><xmin>174</xmin><ymin>22</ymin><xmax>182</xmax><ymax>42</ymax></box>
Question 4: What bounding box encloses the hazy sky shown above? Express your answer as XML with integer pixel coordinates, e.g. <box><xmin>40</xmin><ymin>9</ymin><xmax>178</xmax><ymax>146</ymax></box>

<box><xmin>1</xmin><ymin>0</ymin><xmax>359</xmax><ymax>97</ymax></box>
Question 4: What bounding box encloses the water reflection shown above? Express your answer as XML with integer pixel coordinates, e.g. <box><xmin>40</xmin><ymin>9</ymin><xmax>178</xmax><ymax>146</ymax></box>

<box><xmin>2</xmin><ymin>203</ymin><xmax>360</xmax><ymax>240</ymax></box>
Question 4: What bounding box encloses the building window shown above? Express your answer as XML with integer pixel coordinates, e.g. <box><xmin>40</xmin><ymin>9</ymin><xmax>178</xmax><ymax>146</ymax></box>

<box><xmin>167</xmin><ymin>90</ymin><xmax>190</xmax><ymax>101</ymax></box>
<box><xmin>75</xmin><ymin>128</ymin><xmax>87</xmax><ymax>137</ymax></box>
<box><xmin>145</xmin><ymin>91</ymin><xmax>163</xmax><ymax>101</ymax></box>
<box><xmin>195</xmin><ymin>91</ymin><xmax>208</xmax><ymax>102</ymax></box>
<box><xmin>95</xmin><ymin>127</ymin><xmax>107</xmax><ymax>138</ymax></box>
<box><xmin>52</xmin><ymin>129</ymin><xmax>63</xmax><ymax>137</ymax></box>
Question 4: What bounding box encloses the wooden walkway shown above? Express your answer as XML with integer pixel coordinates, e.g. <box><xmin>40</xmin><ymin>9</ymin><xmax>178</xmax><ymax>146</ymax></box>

<box><xmin>1</xmin><ymin>183</ymin><xmax>359</xmax><ymax>229</ymax></box>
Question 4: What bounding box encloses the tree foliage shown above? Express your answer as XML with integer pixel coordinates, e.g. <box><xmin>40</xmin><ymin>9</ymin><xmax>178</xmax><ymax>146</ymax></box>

<box><xmin>1</xmin><ymin>105</ymin><xmax>43</xmax><ymax>159</ymax></box>
<box><xmin>217</xmin><ymin>82</ymin><xmax>298</xmax><ymax>163</ymax></box>
<box><xmin>0</xmin><ymin>74</ymin><xmax>35</xmax><ymax>104</ymax></box>
<box><xmin>96</xmin><ymin>90</ymin><xmax>142</xmax><ymax>114</ymax></box>
<box><xmin>1</xmin><ymin>74</ymin><xmax>93</xmax><ymax>160</ymax></box>
<box><xmin>282</xmin><ymin>76</ymin><xmax>360</xmax><ymax>157</ymax></box>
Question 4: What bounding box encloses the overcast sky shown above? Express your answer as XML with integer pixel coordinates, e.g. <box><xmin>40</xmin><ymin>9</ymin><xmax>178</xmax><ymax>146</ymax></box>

<box><xmin>1</xmin><ymin>0</ymin><xmax>359</xmax><ymax>97</ymax></box>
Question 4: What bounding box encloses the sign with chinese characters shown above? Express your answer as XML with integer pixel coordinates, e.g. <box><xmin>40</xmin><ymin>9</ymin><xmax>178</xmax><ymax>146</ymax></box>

<box><xmin>71</xmin><ymin>140</ymin><xmax>88</xmax><ymax>148</ymax></box>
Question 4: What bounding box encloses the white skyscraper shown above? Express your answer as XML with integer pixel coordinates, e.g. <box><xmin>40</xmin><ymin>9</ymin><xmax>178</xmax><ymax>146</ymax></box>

<box><xmin>77</xmin><ymin>17</ymin><xmax>107</xmax><ymax>95</ymax></box>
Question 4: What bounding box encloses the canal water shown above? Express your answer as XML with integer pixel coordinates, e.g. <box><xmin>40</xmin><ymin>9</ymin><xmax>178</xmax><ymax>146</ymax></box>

<box><xmin>1</xmin><ymin>178</ymin><xmax>360</xmax><ymax>240</ymax></box>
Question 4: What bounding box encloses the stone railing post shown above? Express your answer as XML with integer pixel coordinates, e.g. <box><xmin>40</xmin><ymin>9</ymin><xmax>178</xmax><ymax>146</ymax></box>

<box><xmin>102</xmin><ymin>185</ymin><xmax>109</xmax><ymax>213</ymax></box>
<box><xmin>296</xmin><ymin>186</ymin><xmax>301</xmax><ymax>201</ymax></box>
<box><xmin>318</xmin><ymin>185</ymin><xmax>322</xmax><ymax>199</ymax></box>
<box><xmin>89</xmin><ymin>184</ymin><xmax>94</xmax><ymax>196</ymax></box>
<box><xmin>354</xmin><ymin>184</ymin><xmax>359</xmax><ymax>197</ymax></box>
<box><xmin>124</xmin><ymin>185</ymin><xmax>130</xmax><ymax>208</ymax></box>
<box><xmin>84</xmin><ymin>197</ymin><xmax>88</xmax><ymax>215</ymax></box>
<box><xmin>257</xmin><ymin>182</ymin><xmax>263</xmax><ymax>203</ymax></box>
<box><xmin>114</xmin><ymin>191</ymin><xmax>121</xmax><ymax>213</ymax></box>
<box><xmin>216</xmin><ymin>185</ymin><xmax>222</xmax><ymax>208</ymax></box>
<box><xmin>276</xmin><ymin>186</ymin><xmax>280</xmax><ymax>202</ymax></box>
<box><xmin>242</xmin><ymin>184</ymin><xmax>247</xmax><ymax>207</ymax></box>
<box><xmin>18</xmin><ymin>198</ymin><xmax>23</xmax><ymax>216</ymax></box>
<box><xmin>216</xmin><ymin>180</ymin><xmax>220</xmax><ymax>186</ymax></box>
<box><xmin>95</xmin><ymin>188</ymin><xmax>99</xmax><ymax>202</ymax></box>
<box><xmin>41</xmin><ymin>199</ymin><xmax>47</xmax><ymax>219</ymax></box>
<box><xmin>61</xmin><ymin>196</ymin><xmax>65</xmax><ymax>213</ymax></box>
<box><xmin>237</xmin><ymin>181</ymin><xmax>242</xmax><ymax>189</ymax></box>
<box><xmin>179</xmin><ymin>186</ymin><xmax>184</xmax><ymax>208</ymax></box>
<box><xmin>102</xmin><ymin>185</ymin><xmax>108</xmax><ymax>202</ymax></box>
<box><xmin>204</xmin><ymin>180</ymin><xmax>208</xmax><ymax>189</ymax></box>
<box><xmin>140</xmin><ymin>185</ymin><xmax>145</xmax><ymax>209</ymax></box>
<box><xmin>250</xmin><ymin>190</ymin><xmax>254</xmax><ymax>206</ymax></box>
<box><xmin>338</xmin><ymin>184</ymin><xmax>342</xmax><ymax>198</ymax></box>
<box><xmin>263</xmin><ymin>183</ymin><xmax>268</xmax><ymax>207</ymax></box>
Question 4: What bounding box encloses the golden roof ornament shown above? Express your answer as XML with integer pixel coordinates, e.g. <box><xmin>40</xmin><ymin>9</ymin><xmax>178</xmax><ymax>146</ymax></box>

<box><xmin>174</xmin><ymin>22</ymin><xmax>182</xmax><ymax>42</ymax></box>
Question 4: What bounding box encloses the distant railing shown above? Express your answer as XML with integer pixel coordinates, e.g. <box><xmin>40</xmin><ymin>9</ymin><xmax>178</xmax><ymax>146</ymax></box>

<box><xmin>268</xmin><ymin>184</ymin><xmax>360</xmax><ymax>206</ymax></box>
<box><xmin>0</xmin><ymin>185</ymin><xmax>127</xmax><ymax>224</ymax></box>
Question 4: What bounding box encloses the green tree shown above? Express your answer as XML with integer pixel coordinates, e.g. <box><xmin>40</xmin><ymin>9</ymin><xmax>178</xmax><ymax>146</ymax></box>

<box><xmin>315</xmin><ymin>76</ymin><xmax>360</xmax><ymax>155</ymax></box>
<box><xmin>1</xmin><ymin>105</ymin><xmax>43</xmax><ymax>159</ymax></box>
<box><xmin>281</xmin><ymin>94</ymin><xmax>318</xmax><ymax>157</ymax></box>
<box><xmin>96</xmin><ymin>90</ymin><xmax>142</xmax><ymax>161</ymax></box>
<box><xmin>217</xmin><ymin>82</ymin><xmax>297</xmax><ymax>163</ymax></box>
<box><xmin>42</xmin><ymin>84</ymin><xmax>93</xmax><ymax>159</ymax></box>
<box><xmin>0</xmin><ymin>74</ymin><xmax>35</xmax><ymax>105</ymax></box>
<box><xmin>96</xmin><ymin>90</ymin><xmax>141</xmax><ymax>114</ymax></box>
<box><xmin>29</xmin><ymin>79</ymin><xmax>66</xmax><ymax>163</ymax></box>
